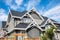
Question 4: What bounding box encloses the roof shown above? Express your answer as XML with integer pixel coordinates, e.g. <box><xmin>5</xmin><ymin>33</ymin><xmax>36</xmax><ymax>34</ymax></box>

<box><xmin>9</xmin><ymin>10</ymin><xmax>60</xmax><ymax>29</ymax></box>
<box><xmin>39</xmin><ymin>15</ymin><xmax>58</xmax><ymax>27</ymax></box>
<box><xmin>41</xmin><ymin>15</ymin><xmax>48</xmax><ymax>20</ymax></box>
<box><xmin>39</xmin><ymin>16</ymin><xmax>48</xmax><ymax>26</ymax></box>
<box><xmin>10</xmin><ymin>10</ymin><xmax>57</xmax><ymax>23</ymax></box>
<box><xmin>54</xmin><ymin>22</ymin><xmax>60</xmax><ymax>25</ymax></box>
<box><xmin>10</xmin><ymin>10</ymin><xmax>27</xmax><ymax>17</ymax></box>
<box><xmin>2</xmin><ymin>21</ymin><xmax>6</xmax><ymax>28</ymax></box>
<box><xmin>15</xmin><ymin>23</ymin><xmax>30</xmax><ymax>28</ymax></box>
<box><xmin>42</xmin><ymin>15</ymin><xmax>57</xmax><ymax>23</ymax></box>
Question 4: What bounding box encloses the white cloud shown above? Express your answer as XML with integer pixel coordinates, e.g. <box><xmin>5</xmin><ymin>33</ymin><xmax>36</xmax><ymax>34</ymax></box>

<box><xmin>46</xmin><ymin>0</ymin><xmax>60</xmax><ymax>10</ymax></box>
<box><xmin>26</xmin><ymin>0</ymin><xmax>41</xmax><ymax>10</ymax></box>
<box><xmin>15</xmin><ymin>0</ymin><xmax>23</xmax><ymax>6</ymax></box>
<box><xmin>43</xmin><ymin>5</ymin><xmax>60</xmax><ymax>22</ymax></box>
<box><xmin>0</xmin><ymin>8</ymin><xmax>8</xmax><ymax>21</ymax></box>
<box><xmin>5</xmin><ymin>0</ymin><xmax>12</xmax><ymax>6</ymax></box>
<box><xmin>43</xmin><ymin>5</ymin><xmax>60</xmax><ymax>16</ymax></box>
<box><xmin>5</xmin><ymin>0</ymin><xmax>23</xmax><ymax>10</ymax></box>
<box><xmin>45</xmin><ymin>0</ymin><xmax>54</xmax><ymax>10</ymax></box>
<box><xmin>10</xmin><ymin>5</ymin><xmax>20</xmax><ymax>10</ymax></box>
<box><xmin>50</xmin><ymin>15</ymin><xmax>60</xmax><ymax>19</ymax></box>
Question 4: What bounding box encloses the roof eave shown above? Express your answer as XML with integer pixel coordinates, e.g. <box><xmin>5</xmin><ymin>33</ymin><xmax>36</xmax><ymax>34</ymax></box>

<box><xmin>12</xmin><ymin>16</ymin><xmax>21</xmax><ymax>19</ymax></box>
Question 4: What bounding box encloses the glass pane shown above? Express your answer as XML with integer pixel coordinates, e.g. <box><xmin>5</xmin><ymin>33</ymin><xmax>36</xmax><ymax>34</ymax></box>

<box><xmin>18</xmin><ymin>36</ymin><xmax>23</xmax><ymax>40</ymax></box>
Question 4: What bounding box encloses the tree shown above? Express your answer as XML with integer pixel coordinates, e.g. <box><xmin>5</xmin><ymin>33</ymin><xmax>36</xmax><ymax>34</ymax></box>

<box><xmin>40</xmin><ymin>25</ymin><xmax>57</xmax><ymax>40</ymax></box>
<box><xmin>45</xmin><ymin>25</ymin><xmax>56</xmax><ymax>40</ymax></box>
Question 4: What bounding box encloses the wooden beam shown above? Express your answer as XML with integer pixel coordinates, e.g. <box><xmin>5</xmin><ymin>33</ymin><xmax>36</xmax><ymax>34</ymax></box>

<box><xmin>14</xmin><ymin>33</ymin><xmax>26</xmax><ymax>36</ymax></box>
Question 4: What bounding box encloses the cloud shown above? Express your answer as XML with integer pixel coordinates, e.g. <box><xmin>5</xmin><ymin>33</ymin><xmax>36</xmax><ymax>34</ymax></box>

<box><xmin>50</xmin><ymin>15</ymin><xmax>60</xmax><ymax>19</ymax></box>
<box><xmin>10</xmin><ymin>5</ymin><xmax>20</xmax><ymax>10</ymax></box>
<box><xmin>43</xmin><ymin>5</ymin><xmax>60</xmax><ymax>16</ymax></box>
<box><xmin>25</xmin><ymin>0</ymin><xmax>41</xmax><ymax>10</ymax></box>
<box><xmin>5</xmin><ymin>0</ymin><xmax>12</xmax><ymax>6</ymax></box>
<box><xmin>45</xmin><ymin>0</ymin><xmax>60</xmax><ymax>10</ymax></box>
<box><xmin>39</xmin><ymin>7</ymin><xmax>45</xmax><ymax>15</ymax></box>
<box><xmin>0</xmin><ymin>8</ymin><xmax>8</xmax><ymax>21</ymax></box>
<box><xmin>43</xmin><ymin>5</ymin><xmax>60</xmax><ymax>22</ymax></box>
<box><xmin>5</xmin><ymin>0</ymin><xmax>23</xmax><ymax>10</ymax></box>
<box><xmin>15</xmin><ymin>0</ymin><xmax>23</xmax><ymax>6</ymax></box>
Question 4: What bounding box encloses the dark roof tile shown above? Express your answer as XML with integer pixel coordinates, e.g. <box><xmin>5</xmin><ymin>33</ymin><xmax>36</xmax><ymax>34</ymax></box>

<box><xmin>10</xmin><ymin>10</ymin><xmax>27</xmax><ymax>17</ymax></box>
<box><xmin>15</xmin><ymin>23</ymin><xmax>30</xmax><ymax>28</ymax></box>
<box><xmin>2</xmin><ymin>21</ymin><xmax>6</xmax><ymax>28</ymax></box>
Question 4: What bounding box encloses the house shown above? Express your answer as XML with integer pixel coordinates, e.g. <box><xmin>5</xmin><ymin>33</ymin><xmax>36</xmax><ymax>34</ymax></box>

<box><xmin>0</xmin><ymin>9</ymin><xmax>60</xmax><ymax>40</ymax></box>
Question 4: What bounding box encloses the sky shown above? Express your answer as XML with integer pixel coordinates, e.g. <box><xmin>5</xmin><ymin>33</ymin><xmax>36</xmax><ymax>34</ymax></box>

<box><xmin>0</xmin><ymin>0</ymin><xmax>60</xmax><ymax>27</ymax></box>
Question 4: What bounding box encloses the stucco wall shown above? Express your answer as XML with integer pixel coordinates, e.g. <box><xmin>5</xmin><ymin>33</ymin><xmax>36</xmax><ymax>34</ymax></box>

<box><xmin>27</xmin><ymin>27</ymin><xmax>40</xmax><ymax>38</ymax></box>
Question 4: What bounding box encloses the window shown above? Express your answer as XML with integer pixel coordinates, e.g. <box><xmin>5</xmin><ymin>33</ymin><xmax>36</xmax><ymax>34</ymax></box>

<box><xmin>22</xmin><ymin>18</ymin><xmax>32</xmax><ymax>23</ymax></box>
<box><xmin>17</xmin><ymin>31</ymin><xmax>24</xmax><ymax>40</ymax></box>
<box><xmin>18</xmin><ymin>36</ymin><xmax>23</xmax><ymax>40</ymax></box>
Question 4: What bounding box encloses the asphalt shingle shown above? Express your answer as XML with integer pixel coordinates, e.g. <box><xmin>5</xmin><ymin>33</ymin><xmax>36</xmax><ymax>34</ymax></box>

<box><xmin>15</xmin><ymin>23</ymin><xmax>30</xmax><ymax>28</ymax></box>
<box><xmin>10</xmin><ymin>10</ymin><xmax>27</xmax><ymax>17</ymax></box>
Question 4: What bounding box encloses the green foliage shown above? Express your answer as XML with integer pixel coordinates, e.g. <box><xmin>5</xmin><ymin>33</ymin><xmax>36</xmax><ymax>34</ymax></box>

<box><xmin>45</xmin><ymin>25</ymin><xmax>56</xmax><ymax>39</ymax></box>
<box><xmin>40</xmin><ymin>33</ymin><xmax>47</xmax><ymax>40</ymax></box>
<box><xmin>41</xmin><ymin>35</ymin><xmax>47</xmax><ymax>40</ymax></box>
<box><xmin>40</xmin><ymin>25</ymin><xmax>57</xmax><ymax>40</ymax></box>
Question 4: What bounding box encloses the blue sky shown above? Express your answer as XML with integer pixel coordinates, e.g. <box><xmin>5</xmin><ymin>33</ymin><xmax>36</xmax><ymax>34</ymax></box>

<box><xmin>0</xmin><ymin>0</ymin><xmax>60</xmax><ymax>27</ymax></box>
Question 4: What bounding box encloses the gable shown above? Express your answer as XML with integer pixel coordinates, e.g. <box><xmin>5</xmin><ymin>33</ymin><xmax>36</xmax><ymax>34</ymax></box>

<box><xmin>41</xmin><ymin>19</ymin><xmax>56</xmax><ymax>31</ymax></box>
<box><xmin>29</xmin><ymin>11</ymin><xmax>42</xmax><ymax>20</ymax></box>
<box><xmin>27</xmin><ymin>27</ymin><xmax>40</xmax><ymax>38</ymax></box>
<box><xmin>28</xmin><ymin>10</ymin><xmax>44</xmax><ymax>25</ymax></box>
<box><xmin>15</xmin><ymin>14</ymin><xmax>33</xmax><ymax>28</ymax></box>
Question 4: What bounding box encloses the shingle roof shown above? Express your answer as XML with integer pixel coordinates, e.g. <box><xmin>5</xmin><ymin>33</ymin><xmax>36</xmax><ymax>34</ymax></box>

<box><xmin>50</xmin><ymin>19</ymin><xmax>57</xmax><ymax>22</ymax></box>
<box><xmin>10</xmin><ymin>10</ymin><xmax>27</xmax><ymax>17</ymax></box>
<box><xmin>40</xmin><ymin>15</ymin><xmax>57</xmax><ymax>26</ymax></box>
<box><xmin>41</xmin><ymin>16</ymin><xmax>48</xmax><ymax>20</ymax></box>
<box><xmin>54</xmin><ymin>22</ymin><xmax>60</xmax><ymax>25</ymax></box>
<box><xmin>2</xmin><ymin>21</ymin><xmax>6</xmax><ymax>28</ymax></box>
<box><xmin>42</xmin><ymin>15</ymin><xmax>57</xmax><ymax>23</ymax></box>
<box><xmin>15</xmin><ymin>23</ymin><xmax>30</xmax><ymax>28</ymax></box>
